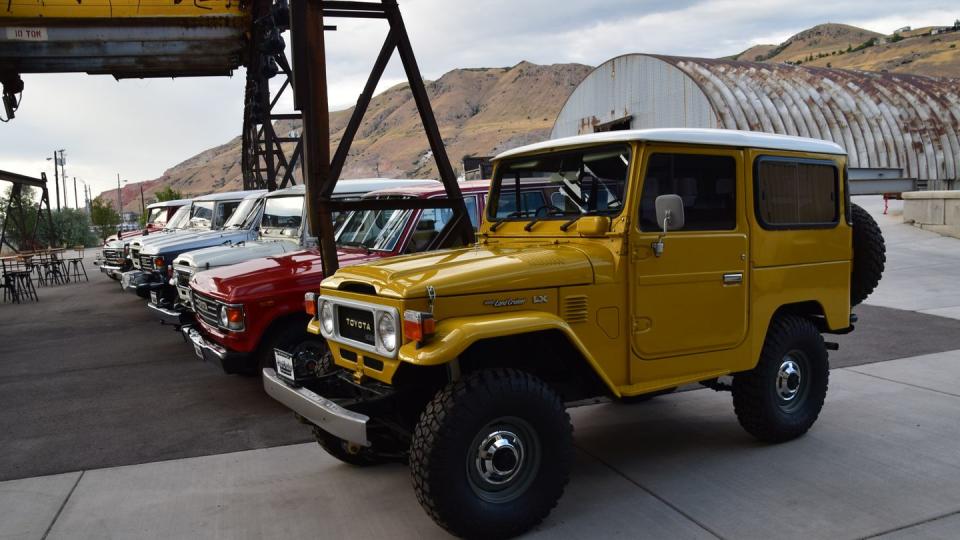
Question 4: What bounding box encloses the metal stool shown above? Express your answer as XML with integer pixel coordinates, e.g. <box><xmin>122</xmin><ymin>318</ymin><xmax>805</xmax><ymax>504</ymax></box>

<box><xmin>65</xmin><ymin>246</ymin><xmax>88</xmax><ymax>283</ymax></box>
<box><xmin>13</xmin><ymin>270</ymin><xmax>38</xmax><ymax>302</ymax></box>
<box><xmin>1</xmin><ymin>272</ymin><xmax>18</xmax><ymax>303</ymax></box>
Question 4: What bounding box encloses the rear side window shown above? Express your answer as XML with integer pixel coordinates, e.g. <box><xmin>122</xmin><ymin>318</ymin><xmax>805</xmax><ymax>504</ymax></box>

<box><xmin>639</xmin><ymin>153</ymin><xmax>737</xmax><ymax>231</ymax></box>
<box><xmin>755</xmin><ymin>158</ymin><xmax>838</xmax><ymax>228</ymax></box>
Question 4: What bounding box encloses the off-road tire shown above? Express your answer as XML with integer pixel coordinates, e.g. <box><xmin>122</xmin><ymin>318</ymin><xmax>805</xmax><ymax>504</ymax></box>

<box><xmin>850</xmin><ymin>203</ymin><xmax>885</xmax><ymax>306</ymax></box>
<box><xmin>410</xmin><ymin>368</ymin><xmax>573</xmax><ymax>538</ymax></box>
<box><xmin>254</xmin><ymin>320</ymin><xmax>321</xmax><ymax>374</ymax></box>
<box><xmin>733</xmin><ymin>315</ymin><xmax>828</xmax><ymax>443</ymax></box>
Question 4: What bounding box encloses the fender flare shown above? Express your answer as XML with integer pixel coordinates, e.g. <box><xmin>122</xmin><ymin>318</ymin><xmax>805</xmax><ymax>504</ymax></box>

<box><xmin>398</xmin><ymin>310</ymin><xmax>620</xmax><ymax>396</ymax></box>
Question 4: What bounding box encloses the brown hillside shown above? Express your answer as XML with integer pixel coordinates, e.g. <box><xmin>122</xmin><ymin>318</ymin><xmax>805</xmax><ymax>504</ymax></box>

<box><xmin>731</xmin><ymin>22</ymin><xmax>960</xmax><ymax>77</ymax></box>
<box><xmin>105</xmin><ymin>62</ymin><xmax>591</xmax><ymax>211</ymax></box>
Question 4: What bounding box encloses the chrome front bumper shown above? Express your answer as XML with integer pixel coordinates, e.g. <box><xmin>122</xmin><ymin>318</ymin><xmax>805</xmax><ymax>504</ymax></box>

<box><xmin>262</xmin><ymin>368</ymin><xmax>370</xmax><ymax>446</ymax></box>
<box><xmin>183</xmin><ymin>325</ymin><xmax>228</xmax><ymax>362</ymax></box>
<box><xmin>147</xmin><ymin>301</ymin><xmax>192</xmax><ymax>326</ymax></box>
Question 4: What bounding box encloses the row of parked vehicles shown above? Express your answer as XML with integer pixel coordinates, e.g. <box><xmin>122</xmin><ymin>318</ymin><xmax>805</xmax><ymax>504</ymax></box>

<box><xmin>98</xmin><ymin>128</ymin><xmax>886</xmax><ymax>538</ymax></box>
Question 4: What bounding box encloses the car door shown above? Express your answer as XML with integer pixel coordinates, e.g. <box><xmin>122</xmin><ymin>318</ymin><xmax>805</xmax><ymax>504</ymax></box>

<box><xmin>629</xmin><ymin>146</ymin><xmax>748</xmax><ymax>361</ymax></box>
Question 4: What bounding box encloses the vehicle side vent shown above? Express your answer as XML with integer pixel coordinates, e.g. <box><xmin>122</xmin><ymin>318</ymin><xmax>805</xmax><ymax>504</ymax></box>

<box><xmin>339</xmin><ymin>282</ymin><xmax>376</xmax><ymax>295</ymax></box>
<box><xmin>563</xmin><ymin>295</ymin><xmax>589</xmax><ymax>324</ymax></box>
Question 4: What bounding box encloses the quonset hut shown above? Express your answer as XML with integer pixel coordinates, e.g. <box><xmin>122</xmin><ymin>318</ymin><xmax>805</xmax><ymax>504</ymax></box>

<box><xmin>551</xmin><ymin>54</ymin><xmax>960</xmax><ymax>191</ymax></box>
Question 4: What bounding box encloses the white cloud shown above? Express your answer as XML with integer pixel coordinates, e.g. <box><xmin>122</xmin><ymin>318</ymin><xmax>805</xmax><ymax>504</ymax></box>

<box><xmin>1</xmin><ymin>0</ymin><xmax>956</xmax><ymax>197</ymax></box>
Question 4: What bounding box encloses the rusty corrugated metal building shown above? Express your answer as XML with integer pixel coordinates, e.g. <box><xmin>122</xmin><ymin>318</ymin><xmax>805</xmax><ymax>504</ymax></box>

<box><xmin>552</xmin><ymin>54</ymin><xmax>960</xmax><ymax>190</ymax></box>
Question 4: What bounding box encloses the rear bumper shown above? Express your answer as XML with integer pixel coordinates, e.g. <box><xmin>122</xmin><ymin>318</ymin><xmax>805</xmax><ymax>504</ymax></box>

<box><xmin>263</xmin><ymin>368</ymin><xmax>370</xmax><ymax>446</ymax></box>
<box><xmin>182</xmin><ymin>325</ymin><xmax>248</xmax><ymax>373</ymax></box>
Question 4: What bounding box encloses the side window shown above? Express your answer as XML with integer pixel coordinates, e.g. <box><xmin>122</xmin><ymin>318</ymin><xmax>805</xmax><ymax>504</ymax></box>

<box><xmin>464</xmin><ymin>196</ymin><xmax>479</xmax><ymax>228</ymax></box>
<box><xmin>216</xmin><ymin>201</ymin><xmax>241</xmax><ymax>228</ymax></box>
<box><xmin>755</xmin><ymin>158</ymin><xmax>838</xmax><ymax>228</ymax></box>
<box><xmin>639</xmin><ymin>153</ymin><xmax>737</xmax><ymax>231</ymax></box>
<box><xmin>406</xmin><ymin>207</ymin><xmax>453</xmax><ymax>253</ymax></box>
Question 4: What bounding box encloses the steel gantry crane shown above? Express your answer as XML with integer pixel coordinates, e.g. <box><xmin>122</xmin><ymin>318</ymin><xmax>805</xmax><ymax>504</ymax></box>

<box><xmin>1</xmin><ymin>0</ymin><xmax>473</xmax><ymax>271</ymax></box>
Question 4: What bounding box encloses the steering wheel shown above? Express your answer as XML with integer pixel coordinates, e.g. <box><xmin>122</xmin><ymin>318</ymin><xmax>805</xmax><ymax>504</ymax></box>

<box><xmin>534</xmin><ymin>204</ymin><xmax>567</xmax><ymax>217</ymax></box>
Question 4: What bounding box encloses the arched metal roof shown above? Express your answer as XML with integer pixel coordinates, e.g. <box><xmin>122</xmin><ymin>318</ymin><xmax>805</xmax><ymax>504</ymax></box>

<box><xmin>551</xmin><ymin>54</ymin><xmax>960</xmax><ymax>186</ymax></box>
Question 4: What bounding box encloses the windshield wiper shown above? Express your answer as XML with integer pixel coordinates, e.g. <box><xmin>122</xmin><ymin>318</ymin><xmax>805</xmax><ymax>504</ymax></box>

<box><xmin>560</xmin><ymin>210</ymin><xmax>603</xmax><ymax>232</ymax></box>
<box><xmin>524</xmin><ymin>208</ymin><xmax>568</xmax><ymax>232</ymax></box>
<box><xmin>489</xmin><ymin>211</ymin><xmax>522</xmax><ymax>232</ymax></box>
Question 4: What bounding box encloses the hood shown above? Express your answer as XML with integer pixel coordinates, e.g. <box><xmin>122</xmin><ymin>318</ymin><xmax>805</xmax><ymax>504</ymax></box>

<box><xmin>174</xmin><ymin>238</ymin><xmax>300</xmax><ymax>270</ymax></box>
<box><xmin>323</xmin><ymin>244</ymin><xmax>597</xmax><ymax>299</ymax></box>
<box><xmin>141</xmin><ymin>229</ymin><xmax>257</xmax><ymax>256</ymax></box>
<box><xmin>191</xmin><ymin>247</ymin><xmax>385</xmax><ymax>301</ymax></box>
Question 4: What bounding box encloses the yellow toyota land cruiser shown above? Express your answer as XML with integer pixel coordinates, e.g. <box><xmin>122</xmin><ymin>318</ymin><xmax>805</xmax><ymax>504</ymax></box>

<box><xmin>264</xmin><ymin>128</ymin><xmax>885</xmax><ymax>538</ymax></box>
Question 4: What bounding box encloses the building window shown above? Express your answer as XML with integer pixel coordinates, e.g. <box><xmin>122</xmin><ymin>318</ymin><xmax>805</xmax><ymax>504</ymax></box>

<box><xmin>755</xmin><ymin>158</ymin><xmax>838</xmax><ymax>228</ymax></box>
<box><xmin>639</xmin><ymin>153</ymin><xmax>737</xmax><ymax>231</ymax></box>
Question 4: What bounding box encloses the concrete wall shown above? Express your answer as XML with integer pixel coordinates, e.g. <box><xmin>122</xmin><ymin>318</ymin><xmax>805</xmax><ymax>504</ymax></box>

<box><xmin>902</xmin><ymin>191</ymin><xmax>960</xmax><ymax>238</ymax></box>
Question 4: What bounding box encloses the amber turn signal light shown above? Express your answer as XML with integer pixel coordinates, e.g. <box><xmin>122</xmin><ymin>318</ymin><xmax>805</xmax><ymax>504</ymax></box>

<box><xmin>304</xmin><ymin>292</ymin><xmax>317</xmax><ymax>317</ymax></box>
<box><xmin>403</xmin><ymin>310</ymin><xmax>435</xmax><ymax>342</ymax></box>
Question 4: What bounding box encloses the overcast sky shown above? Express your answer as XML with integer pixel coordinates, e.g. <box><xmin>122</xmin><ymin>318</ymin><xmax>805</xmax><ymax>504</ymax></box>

<box><xmin>1</xmin><ymin>0</ymin><xmax>955</xmax><ymax>204</ymax></box>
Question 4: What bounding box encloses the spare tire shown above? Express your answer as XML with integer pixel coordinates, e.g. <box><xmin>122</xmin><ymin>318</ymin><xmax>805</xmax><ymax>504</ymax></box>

<box><xmin>850</xmin><ymin>203</ymin><xmax>886</xmax><ymax>306</ymax></box>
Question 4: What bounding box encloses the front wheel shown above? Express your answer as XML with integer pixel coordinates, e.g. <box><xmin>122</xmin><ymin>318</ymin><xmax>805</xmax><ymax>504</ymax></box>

<box><xmin>410</xmin><ymin>368</ymin><xmax>573</xmax><ymax>538</ymax></box>
<box><xmin>732</xmin><ymin>315</ymin><xmax>829</xmax><ymax>443</ymax></box>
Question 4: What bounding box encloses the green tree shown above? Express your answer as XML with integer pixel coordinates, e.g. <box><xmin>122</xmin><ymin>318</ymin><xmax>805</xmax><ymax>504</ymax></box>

<box><xmin>90</xmin><ymin>198</ymin><xmax>121</xmax><ymax>242</ymax></box>
<box><xmin>0</xmin><ymin>185</ymin><xmax>40</xmax><ymax>251</ymax></box>
<box><xmin>44</xmin><ymin>209</ymin><xmax>97</xmax><ymax>247</ymax></box>
<box><xmin>154</xmin><ymin>186</ymin><xmax>183</xmax><ymax>202</ymax></box>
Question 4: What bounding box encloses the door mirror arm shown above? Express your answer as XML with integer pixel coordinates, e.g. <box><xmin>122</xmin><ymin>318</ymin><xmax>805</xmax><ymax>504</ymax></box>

<box><xmin>652</xmin><ymin>194</ymin><xmax>685</xmax><ymax>257</ymax></box>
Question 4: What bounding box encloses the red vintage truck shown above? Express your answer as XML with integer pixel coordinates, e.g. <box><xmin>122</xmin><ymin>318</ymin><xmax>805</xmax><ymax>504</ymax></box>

<box><xmin>184</xmin><ymin>180</ymin><xmax>503</xmax><ymax>374</ymax></box>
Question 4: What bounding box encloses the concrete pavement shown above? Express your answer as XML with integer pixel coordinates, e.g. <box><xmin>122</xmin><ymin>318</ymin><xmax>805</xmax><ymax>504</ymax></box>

<box><xmin>4</xmin><ymin>349</ymin><xmax>960</xmax><ymax>539</ymax></box>
<box><xmin>859</xmin><ymin>196</ymin><xmax>960</xmax><ymax>320</ymax></box>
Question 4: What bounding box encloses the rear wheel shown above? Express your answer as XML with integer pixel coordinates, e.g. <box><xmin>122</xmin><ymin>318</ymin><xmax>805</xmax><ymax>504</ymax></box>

<box><xmin>410</xmin><ymin>368</ymin><xmax>573</xmax><ymax>538</ymax></box>
<box><xmin>733</xmin><ymin>315</ymin><xmax>828</xmax><ymax>443</ymax></box>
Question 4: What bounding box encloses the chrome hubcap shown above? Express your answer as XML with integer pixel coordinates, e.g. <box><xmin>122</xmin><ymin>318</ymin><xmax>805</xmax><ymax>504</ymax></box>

<box><xmin>777</xmin><ymin>357</ymin><xmax>803</xmax><ymax>401</ymax></box>
<box><xmin>475</xmin><ymin>430</ymin><xmax>524</xmax><ymax>485</ymax></box>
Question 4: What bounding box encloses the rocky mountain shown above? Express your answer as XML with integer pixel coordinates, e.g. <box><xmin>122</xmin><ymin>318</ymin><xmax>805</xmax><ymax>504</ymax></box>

<box><xmin>104</xmin><ymin>21</ymin><xmax>960</xmax><ymax>211</ymax></box>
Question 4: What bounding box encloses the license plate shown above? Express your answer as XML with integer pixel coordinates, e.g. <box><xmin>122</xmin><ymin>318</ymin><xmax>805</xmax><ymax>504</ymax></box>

<box><xmin>193</xmin><ymin>343</ymin><xmax>204</xmax><ymax>360</ymax></box>
<box><xmin>275</xmin><ymin>349</ymin><xmax>295</xmax><ymax>380</ymax></box>
<box><xmin>150</xmin><ymin>291</ymin><xmax>159</xmax><ymax>305</ymax></box>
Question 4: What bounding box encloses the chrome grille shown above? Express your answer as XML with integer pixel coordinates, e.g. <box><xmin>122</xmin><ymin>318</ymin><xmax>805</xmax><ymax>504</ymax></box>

<box><xmin>176</xmin><ymin>268</ymin><xmax>193</xmax><ymax>288</ymax></box>
<box><xmin>140</xmin><ymin>255</ymin><xmax>155</xmax><ymax>271</ymax></box>
<box><xmin>193</xmin><ymin>292</ymin><xmax>222</xmax><ymax>328</ymax></box>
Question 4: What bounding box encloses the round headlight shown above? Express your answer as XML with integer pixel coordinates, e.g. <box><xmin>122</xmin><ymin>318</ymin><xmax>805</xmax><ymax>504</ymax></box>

<box><xmin>320</xmin><ymin>301</ymin><xmax>335</xmax><ymax>335</ymax></box>
<box><xmin>377</xmin><ymin>312</ymin><xmax>397</xmax><ymax>352</ymax></box>
<box><xmin>220</xmin><ymin>306</ymin><xmax>229</xmax><ymax>328</ymax></box>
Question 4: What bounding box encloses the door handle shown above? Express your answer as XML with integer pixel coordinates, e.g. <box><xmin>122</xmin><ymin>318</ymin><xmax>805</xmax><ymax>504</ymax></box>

<box><xmin>723</xmin><ymin>272</ymin><xmax>743</xmax><ymax>285</ymax></box>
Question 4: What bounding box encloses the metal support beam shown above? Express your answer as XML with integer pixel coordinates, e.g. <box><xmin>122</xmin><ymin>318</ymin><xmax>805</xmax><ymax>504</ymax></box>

<box><xmin>294</xmin><ymin>0</ymin><xmax>473</xmax><ymax>276</ymax></box>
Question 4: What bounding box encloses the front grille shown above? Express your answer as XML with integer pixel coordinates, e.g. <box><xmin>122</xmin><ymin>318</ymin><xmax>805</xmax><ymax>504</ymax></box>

<box><xmin>337</xmin><ymin>305</ymin><xmax>376</xmax><ymax>346</ymax></box>
<box><xmin>176</xmin><ymin>268</ymin><xmax>193</xmax><ymax>288</ymax></box>
<box><xmin>140</xmin><ymin>255</ymin><xmax>155</xmax><ymax>271</ymax></box>
<box><xmin>102</xmin><ymin>249</ymin><xmax>124</xmax><ymax>264</ymax></box>
<box><xmin>193</xmin><ymin>292</ymin><xmax>222</xmax><ymax>328</ymax></box>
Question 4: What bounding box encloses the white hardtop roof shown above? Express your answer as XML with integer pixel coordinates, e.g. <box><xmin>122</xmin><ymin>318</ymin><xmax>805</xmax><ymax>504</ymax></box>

<box><xmin>193</xmin><ymin>189</ymin><xmax>266</xmax><ymax>202</ymax></box>
<box><xmin>146</xmin><ymin>198</ymin><xmax>190</xmax><ymax>209</ymax></box>
<box><xmin>259</xmin><ymin>179</ymin><xmax>439</xmax><ymax>199</ymax></box>
<box><xmin>494</xmin><ymin>128</ymin><xmax>846</xmax><ymax>160</ymax></box>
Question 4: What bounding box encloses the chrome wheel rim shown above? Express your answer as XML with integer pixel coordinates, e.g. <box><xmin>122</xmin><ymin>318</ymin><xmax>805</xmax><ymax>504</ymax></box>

<box><xmin>467</xmin><ymin>417</ymin><xmax>540</xmax><ymax>503</ymax></box>
<box><xmin>776</xmin><ymin>351</ymin><xmax>809</xmax><ymax>412</ymax></box>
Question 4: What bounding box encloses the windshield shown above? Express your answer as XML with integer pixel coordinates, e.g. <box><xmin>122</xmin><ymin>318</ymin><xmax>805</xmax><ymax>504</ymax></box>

<box><xmin>165</xmin><ymin>205</ymin><xmax>191</xmax><ymax>230</ymax></box>
<box><xmin>488</xmin><ymin>144</ymin><xmax>630</xmax><ymax>223</ymax></box>
<box><xmin>261</xmin><ymin>195</ymin><xmax>304</xmax><ymax>237</ymax></box>
<box><xmin>335</xmin><ymin>202</ymin><xmax>412</xmax><ymax>252</ymax></box>
<box><xmin>146</xmin><ymin>207</ymin><xmax>166</xmax><ymax>226</ymax></box>
<box><xmin>224</xmin><ymin>198</ymin><xmax>262</xmax><ymax>229</ymax></box>
<box><xmin>188</xmin><ymin>201</ymin><xmax>215</xmax><ymax>229</ymax></box>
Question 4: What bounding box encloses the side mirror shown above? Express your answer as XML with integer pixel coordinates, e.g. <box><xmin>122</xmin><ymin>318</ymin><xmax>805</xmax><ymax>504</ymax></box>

<box><xmin>652</xmin><ymin>194</ymin><xmax>684</xmax><ymax>257</ymax></box>
<box><xmin>655</xmin><ymin>194</ymin><xmax>685</xmax><ymax>232</ymax></box>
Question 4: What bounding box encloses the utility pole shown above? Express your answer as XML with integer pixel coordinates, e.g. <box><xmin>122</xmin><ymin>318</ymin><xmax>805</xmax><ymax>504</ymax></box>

<box><xmin>116</xmin><ymin>173</ymin><xmax>122</xmax><ymax>219</ymax></box>
<box><xmin>139</xmin><ymin>183</ymin><xmax>145</xmax><ymax>219</ymax></box>
<box><xmin>51</xmin><ymin>151</ymin><xmax>60</xmax><ymax>211</ymax></box>
<box><xmin>59</xmin><ymin>150</ymin><xmax>67</xmax><ymax>208</ymax></box>
<box><xmin>73</xmin><ymin>177</ymin><xmax>79</xmax><ymax>210</ymax></box>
